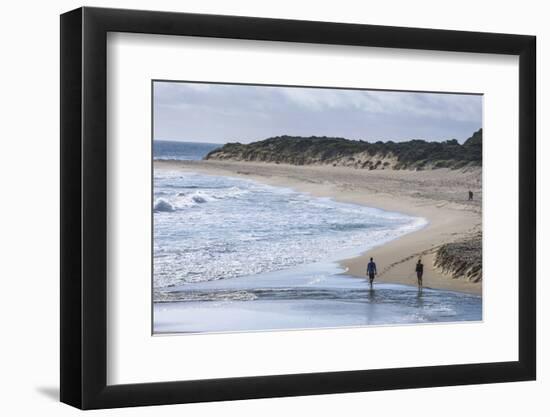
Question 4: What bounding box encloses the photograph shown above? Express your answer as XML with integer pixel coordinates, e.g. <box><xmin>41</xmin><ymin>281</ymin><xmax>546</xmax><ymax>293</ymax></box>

<box><xmin>152</xmin><ymin>81</ymin><xmax>483</xmax><ymax>334</ymax></box>
<box><xmin>52</xmin><ymin>3</ymin><xmax>539</xmax><ymax>412</ymax></box>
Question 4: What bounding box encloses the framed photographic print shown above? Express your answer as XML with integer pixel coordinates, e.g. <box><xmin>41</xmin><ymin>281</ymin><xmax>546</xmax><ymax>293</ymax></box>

<box><xmin>60</xmin><ymin>7</ymin><xmax>536</xmax><ymax>409</ymax></box>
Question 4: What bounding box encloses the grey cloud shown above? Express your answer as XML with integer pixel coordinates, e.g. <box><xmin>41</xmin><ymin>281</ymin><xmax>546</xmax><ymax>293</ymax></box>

<box><xmin>153</xmin><ymin>81</ymin><xmax>482</xmax><ymax>144</ymax></box>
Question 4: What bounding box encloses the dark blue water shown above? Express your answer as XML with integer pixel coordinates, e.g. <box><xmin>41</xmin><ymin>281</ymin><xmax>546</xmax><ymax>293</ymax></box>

<box><xmin>153</xmin><ymin>140</ymin><xmax>222</xmax><ymax>161</ymax></box>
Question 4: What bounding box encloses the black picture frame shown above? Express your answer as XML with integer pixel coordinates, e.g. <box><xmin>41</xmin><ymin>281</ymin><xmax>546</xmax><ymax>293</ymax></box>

<box><xmin>60</xmin><ymin>6</ymin><xmax>536</xmax><ymax>410</ymax></box>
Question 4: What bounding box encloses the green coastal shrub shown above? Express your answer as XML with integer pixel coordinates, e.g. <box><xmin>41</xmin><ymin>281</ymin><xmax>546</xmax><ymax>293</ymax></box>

<box><xmin>205</xmin><ymin>129</ymin><xmax>482</xmax><ymax>170</ymax></box>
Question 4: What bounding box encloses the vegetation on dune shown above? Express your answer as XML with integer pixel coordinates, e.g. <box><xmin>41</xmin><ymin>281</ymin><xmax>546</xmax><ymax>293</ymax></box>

<box><xmin>434</xmin><ymin>232</ymin><xmax>482</xmax><ymax>282</ymax></box>
<box><xmin>205</xmin><ymin>129</ymin><xmax>482</xmax><ymax>170</ymax></box>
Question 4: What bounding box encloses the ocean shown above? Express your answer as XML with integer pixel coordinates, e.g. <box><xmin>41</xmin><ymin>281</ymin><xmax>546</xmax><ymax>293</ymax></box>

<box><xmin>153</xmin><ymin>141</ymin><xmax>482</xmax><ymax>333</ymax></box>
<box><xmin>153</xmin><ymin>140</ymin><xmax>221</xmax><ymax>161</ymax></box>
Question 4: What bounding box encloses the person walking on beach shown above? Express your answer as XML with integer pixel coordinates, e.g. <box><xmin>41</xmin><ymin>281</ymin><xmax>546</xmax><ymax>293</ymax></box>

<box><xmin>366</xmin><ymin>257</ymin><xmax>377</xmax><ymax>288</ymax></box>
<box><xmin>468</xmin><ymin>190</ymin><xmax>474</xmax><ymax>201</ymax></box>
<box><xmin>415</xmin><ymin>259</ymin><xmax>424</xmax><ymax>288</ymax></box>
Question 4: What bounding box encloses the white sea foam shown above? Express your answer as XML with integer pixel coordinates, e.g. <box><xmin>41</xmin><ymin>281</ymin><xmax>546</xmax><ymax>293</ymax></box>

<box><xmin>153</xmin><ymin>170</ymin><xmax>427</xmax><ymax>289</ymax></box>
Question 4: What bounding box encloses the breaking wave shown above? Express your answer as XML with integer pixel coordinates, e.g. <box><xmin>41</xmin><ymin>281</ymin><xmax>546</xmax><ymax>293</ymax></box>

<box><xmin>154</xmin><ymin>170</ymin><xmax>427</xmax><ymax>289</ymax></box>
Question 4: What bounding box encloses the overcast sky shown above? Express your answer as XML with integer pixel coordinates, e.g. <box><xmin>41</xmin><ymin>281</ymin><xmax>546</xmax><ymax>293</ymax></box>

<box><xmin>153</xmin><ymin>81</ymin><xmax>482</xmax><ymax>144</ymax></box>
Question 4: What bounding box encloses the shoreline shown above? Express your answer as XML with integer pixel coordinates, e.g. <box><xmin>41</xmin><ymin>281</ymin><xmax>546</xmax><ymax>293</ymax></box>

<box><xmin>155</xmin><ymin>159</ymin><xmax>482</xmax><ymax>295</ymax></box>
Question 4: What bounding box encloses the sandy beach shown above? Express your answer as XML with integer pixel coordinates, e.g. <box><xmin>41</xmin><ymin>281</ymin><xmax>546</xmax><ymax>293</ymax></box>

<box><xmin>155</xmin><ymin>159</ymin><xmax>482</xmax><ymax>295</ymax></box>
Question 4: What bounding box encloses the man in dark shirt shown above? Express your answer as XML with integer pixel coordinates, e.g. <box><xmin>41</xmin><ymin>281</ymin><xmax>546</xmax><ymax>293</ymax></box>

<box><xmin>366</xmin><ymin>257</ymin><xmax>377</xmax><ymax>287</ymax></box>
<box><xmin>415</xmin><ymin>259</ymin><xmax>424</xmax><ymax>288</ymax></box>
<box><xmin>468</xmin><ymin>190</ymin><xmax>474</xmax><ymax>201</ymax></box>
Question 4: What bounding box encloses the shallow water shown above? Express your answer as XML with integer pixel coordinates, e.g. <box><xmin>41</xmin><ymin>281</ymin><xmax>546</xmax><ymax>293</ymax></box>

<box><xmin>154</xmin><ymin>261</ymin><xmax>482</xmax><ymax>334</ymax></box>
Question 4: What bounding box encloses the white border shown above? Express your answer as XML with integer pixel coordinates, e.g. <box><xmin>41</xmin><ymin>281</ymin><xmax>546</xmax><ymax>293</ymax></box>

<box><xmin>107</xmin><ymin>33</ymin><xmax>519</xmax><ymax>385</ymax></box>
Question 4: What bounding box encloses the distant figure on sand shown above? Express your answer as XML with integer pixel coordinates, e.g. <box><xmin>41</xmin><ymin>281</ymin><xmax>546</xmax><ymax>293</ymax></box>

<box><xmin>366</xmin><ymin>257</ymin><xmax>377</xmax><ymax>287</ymax></box>
<box><xmin>468</xmin><ymin>190</ymin><xmax>474</xmax><ymax>201</ymax></box>
<box><xmin>415</xmin><ymin>259</ymin><xmax>424</xmax><ymax>288</ymax></box>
